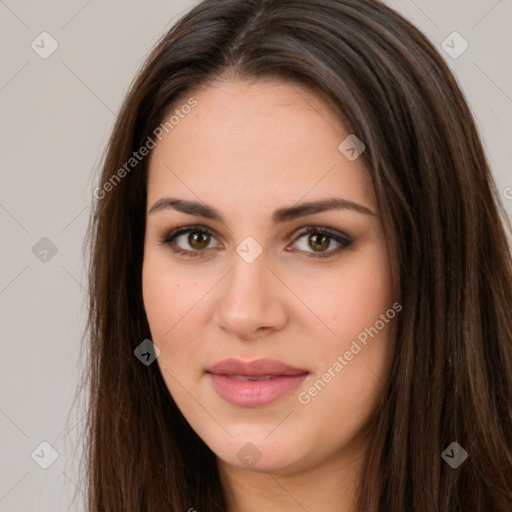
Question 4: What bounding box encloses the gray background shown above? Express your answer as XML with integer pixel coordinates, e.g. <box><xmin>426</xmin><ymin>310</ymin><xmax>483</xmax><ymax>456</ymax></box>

<box><xmin>1</xmin><ymin>1</ymin><xmax>511</xmax><ymax>510</ymax></box>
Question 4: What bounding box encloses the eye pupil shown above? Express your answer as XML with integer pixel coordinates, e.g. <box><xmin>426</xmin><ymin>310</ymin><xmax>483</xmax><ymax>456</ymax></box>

<box><xmin>309</xmin><ymin>233</ymin><xmax>329</xmax><ymax>252</ymax></box>
<box><xmin>189</xmin><ymin>231</ymin><xmax>209</xmax><ymax>249</ymax></box>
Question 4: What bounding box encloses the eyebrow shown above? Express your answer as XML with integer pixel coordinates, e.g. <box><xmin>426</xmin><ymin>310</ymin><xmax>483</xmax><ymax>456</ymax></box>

<box><xmin>148</xmin><ymin>197</ymin><xmax>378</xmax><ymax>223</ymax></box>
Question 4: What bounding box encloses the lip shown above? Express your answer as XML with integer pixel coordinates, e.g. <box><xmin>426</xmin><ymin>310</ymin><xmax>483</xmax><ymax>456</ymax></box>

<box><xmin>206</xmin><ymin>358</ymin><xmax>309</xmax><ymax>407</ymax></box>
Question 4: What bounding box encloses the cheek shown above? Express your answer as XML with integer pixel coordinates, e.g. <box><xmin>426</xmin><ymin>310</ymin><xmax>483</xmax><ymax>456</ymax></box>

<box><xmin>298</xmin><ymin>241</ymin><xmax>395</xmax><ymax>412</ymax></box>
<box><xmin>142</xmin><ymin>267</ymin><xmax>177</xmax><ymax>338</ymax></box>
<box><xmin>296</xmin><ymin>266</ymin><xmax>395</xmax><ymax>452</ymax></box>
<box><xmin>142</xmin><ymin>254</ymin><xmax>212</xmax><ymax>379</ymax></box>
<box><xmin>142</xmin><ymin>252</ymin><xmax>197</xmax><ymax>340</ymax></box>
<box><xmin>307</xmin><ymin>244</ymin><xmax>394</xmax><ymax>345</ymax></box>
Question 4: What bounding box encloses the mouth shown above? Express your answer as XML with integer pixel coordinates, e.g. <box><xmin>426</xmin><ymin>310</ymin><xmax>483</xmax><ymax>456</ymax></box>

<box><xmin>206</xmin><ymin>358</ymin><xmax>309</xmax><ymax>408</ymax></box>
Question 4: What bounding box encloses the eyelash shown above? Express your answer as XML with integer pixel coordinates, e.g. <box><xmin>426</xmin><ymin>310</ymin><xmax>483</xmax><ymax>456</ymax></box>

<box><xmin>159</xmin><ymin>224</ymin><xmax>353</xmax><ymax>259</ymax></box>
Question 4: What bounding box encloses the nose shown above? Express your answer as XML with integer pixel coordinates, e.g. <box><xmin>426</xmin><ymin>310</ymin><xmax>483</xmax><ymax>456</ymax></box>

<box><xmin>212</xmin><ymin>250</ymin><xmax>288</xmax><ymax>341</ymax></box>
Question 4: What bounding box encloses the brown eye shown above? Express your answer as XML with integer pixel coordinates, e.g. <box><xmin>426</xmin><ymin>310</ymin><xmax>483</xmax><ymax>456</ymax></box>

<box><xmin>161</xmin><ymin>225</ymin><xmax>352</xmax><ymax>259</ymax></box>
<box><xmin>308</xmin><ymin>233</ymin><xmax>330</xmax><ymax>252</ymax></box>
<box><xmin>161</xmin><ymin>226</ymin><xmax>221</xmax><ymax>256</ymax></box>
<box><xmin>187</xmin><ymin>231</ymin><xmax>210</xmax><ymax>250</ymax></box>
<box><xmin>290</xmin><ymin>227</ymin><xmax>353</xmax><ymax>259</ymax></box>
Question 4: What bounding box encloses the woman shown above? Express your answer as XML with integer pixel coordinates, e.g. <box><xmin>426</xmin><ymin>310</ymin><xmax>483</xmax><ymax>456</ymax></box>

<box><xmin>81</xmin><ymin>0</ymin><xmax>512</xmax><ymax>510</ymax></box>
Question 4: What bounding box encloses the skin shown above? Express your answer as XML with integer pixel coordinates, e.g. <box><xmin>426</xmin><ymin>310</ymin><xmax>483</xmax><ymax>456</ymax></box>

<box><xmin>142</xmin><ymin>77</ymin><xmax>397</xmax><ymax>511</ymax></box>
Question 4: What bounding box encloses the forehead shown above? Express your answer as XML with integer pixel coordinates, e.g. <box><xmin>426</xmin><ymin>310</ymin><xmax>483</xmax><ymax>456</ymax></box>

<box><xmin>147</xmin><ymin>78</ymin><xmax>375</xmax><ymax>214</ymax></box>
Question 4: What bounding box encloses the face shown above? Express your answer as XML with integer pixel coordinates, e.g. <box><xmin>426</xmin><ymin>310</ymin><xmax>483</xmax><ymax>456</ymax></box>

<box><xmin>142</xmin><ymin>78</ymin><xmax>397</xmax><ymax>475</ymax></box>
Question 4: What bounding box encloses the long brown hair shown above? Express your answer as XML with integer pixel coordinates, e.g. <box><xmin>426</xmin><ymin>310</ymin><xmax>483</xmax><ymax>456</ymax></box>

<box><xmin>79</xmin><ymin>0</ymin><xmax>512</xmax><ymax>510</ymax></box>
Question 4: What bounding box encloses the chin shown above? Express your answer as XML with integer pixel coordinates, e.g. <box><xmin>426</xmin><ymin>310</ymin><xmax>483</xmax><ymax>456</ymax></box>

<box><xmin>202</xmin><ymin>426</ymin><xmax>314</xmax><ymax>474</ymax></box>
